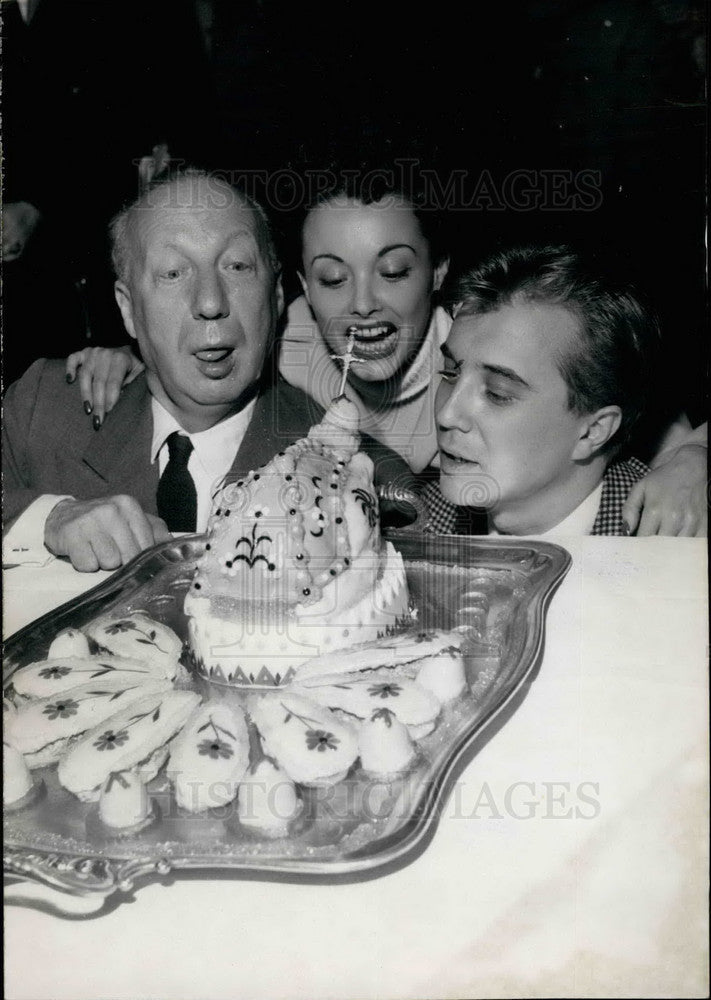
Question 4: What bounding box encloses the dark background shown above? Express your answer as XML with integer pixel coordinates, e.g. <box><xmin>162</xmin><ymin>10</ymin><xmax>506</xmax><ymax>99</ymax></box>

<box><xmin>2</xmin><ymin>0</ymin><xmax>707</xmax><ymax>427</ymax></box>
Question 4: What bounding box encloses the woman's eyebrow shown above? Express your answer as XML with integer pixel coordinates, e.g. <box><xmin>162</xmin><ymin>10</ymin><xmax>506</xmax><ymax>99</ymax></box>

<box><xmin>377</xmin><ymin>243</ymin><xmax>416</xmax><ymax>258</ymax></box>
<box><xmin>310</xmin><ymin>253</ymin><xmax>345</xmax><ymax>266</ymax></box>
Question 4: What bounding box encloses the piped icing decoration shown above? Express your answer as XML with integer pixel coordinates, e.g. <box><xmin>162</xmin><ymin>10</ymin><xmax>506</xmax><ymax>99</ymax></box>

<box><xmin>168</xmin><ymin>702</ymin><xmax>250</xmax><ymax>813</ymax></box>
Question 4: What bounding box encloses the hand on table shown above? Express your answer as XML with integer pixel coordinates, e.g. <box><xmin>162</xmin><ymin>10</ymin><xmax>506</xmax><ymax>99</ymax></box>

<box><xmin>65</xmin><ymin>346</ymin><xmax>145</xmax><ymax>427</ymax></box>
<box><xmin>45</xmin><ymin>496</ymin><xmax>171</xmax><ymax>572</ymax></box>
<box><xmin>623</xmin><ymin>444</ymin><xmax>708</xmax><ymax>537</ymax></box>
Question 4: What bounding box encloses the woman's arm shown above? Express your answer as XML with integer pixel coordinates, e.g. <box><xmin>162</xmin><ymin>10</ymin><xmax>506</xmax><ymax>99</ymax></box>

<box><xmin>65</xmin><ymin>346</ymin><xmax>144</xmax><ymax>427</ymax></box>
<box><xmin>623</xmin><ymin>421</ymin><xmax>708</xmax><ymax>537</ymax></box>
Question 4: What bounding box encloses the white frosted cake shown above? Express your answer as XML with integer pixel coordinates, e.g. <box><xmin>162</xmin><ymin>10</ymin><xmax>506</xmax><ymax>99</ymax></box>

<box><xmin>185</xmin><ymin>396</ymin><xmax>410</xmax><ymax>688</ymax></box>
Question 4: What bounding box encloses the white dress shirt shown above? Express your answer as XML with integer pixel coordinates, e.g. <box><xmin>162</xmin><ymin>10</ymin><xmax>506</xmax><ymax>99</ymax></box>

<box><xmin>3</xmin><ymin>397</ymin><xmax>257</xmax><ymax>563</ymax></box>
<box><xmin>488</xmin><ymin>482</ymin><xmax>604</xmax><ymax>538</ymax></box>
<box><xmin>150</xmin><ymin>396</ymin><xmax>256</xmax><ymax>531</ymax></box>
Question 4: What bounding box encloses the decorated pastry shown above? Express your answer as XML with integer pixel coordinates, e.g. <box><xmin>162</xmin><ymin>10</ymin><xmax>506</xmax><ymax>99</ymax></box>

<box><xmin>84</xmin><ymin>613</ymin><xmax>183</xmax><ymax>676</ymax></box>
<box><xmin>358</xmin><ymin>709</ymin><xmax>416</xmax><ymax>777</ymax></box>
<box><xmin>293</xmin><ymin>628</ymin><xmax>465</xmax><ymax>682</ymax></box>
<box><xmin>415</xmin><ymin>649</ymin><xmax>467</xmax><ymax>703</ymax></box>
<box><xmin>238</xmin><ymin>758</ymin><xmax>300</xmax><ymax>838</ymax></box>
<box><xmin>185</xmin><ymin>395</ymin><xmax>410</xmax><ymax>688</ymax></box>
<box><xmin>4</xmin><ymin>679</ymin><xmax>172</xmax><ymax>768</ymax></box>
<box><xmin>3</xmin><ymin>742</ymin><xmax>37</xmax><ymax>807</ymax></box>
<box><xmin>97</xmin><ymin>769</ymin><xmax>155</xmax><ymax>833</ymax></box>
<box><xmin>47</xmin><ymin>628</ymin><xmax>91</xmax><ymax>660</ymax></box>
<box><xmin>8</xmin><ymin>655</ymin><xmax>177</xmax><ymax>700</ymax></box>
<box><xmin>296</xmin><ymin>675</ymin><xmax>441</xmax><ymax>739</ymax></box>
<box><xmin>58</xmin><ymin>689</ymin><xmax>200</xmax><ymax>801</ymax></box>
<box><xmin>249</xmin><ymin>690</ymin><xmax>358</xmax><ymax>787</ymax></box>
<box><xmin>167</xmin><ymin>702</ymin><xmax>250</xmax><ymax>813</ymax></box>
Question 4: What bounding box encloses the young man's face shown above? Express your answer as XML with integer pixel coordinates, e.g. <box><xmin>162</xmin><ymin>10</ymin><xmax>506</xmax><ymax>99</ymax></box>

<box><xmin>115</xmin><ymin>176</ymin><xmax>283</xmax><ymax>432</ymax></box>
<box><xmin>436</xmin><ymin>298</ymin><xmax>595</xmax><ymax>529</ymax></box>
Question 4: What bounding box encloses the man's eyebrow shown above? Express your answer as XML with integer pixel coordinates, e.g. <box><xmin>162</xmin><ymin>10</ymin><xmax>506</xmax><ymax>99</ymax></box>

<box><xmin>482</xmin><ymin>363</ymin><xmax>532</xmax><ymax>389</ymax></box>
<box><xmin>377</xmin><ymin>243</ymin><xmax>416</xmax><ymax>258</ymax></box>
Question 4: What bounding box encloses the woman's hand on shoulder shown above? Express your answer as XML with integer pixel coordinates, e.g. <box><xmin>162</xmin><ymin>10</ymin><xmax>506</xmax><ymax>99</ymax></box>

<box><xmin>622</xmin><ymin>443</ymin><xmax>708</xmax><ymax>537</ymax></box>
<box><xmin>65</xmin><ymin>346</ymin><xmax>145</xmax><ymax>428</ymax></box>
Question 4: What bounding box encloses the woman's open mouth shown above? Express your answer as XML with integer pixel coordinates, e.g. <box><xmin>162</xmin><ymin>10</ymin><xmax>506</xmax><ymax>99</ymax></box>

<box><xmin>346</xmin><ymin>323</ymin><xmax>399</xmax><ymax>360</ymax></box>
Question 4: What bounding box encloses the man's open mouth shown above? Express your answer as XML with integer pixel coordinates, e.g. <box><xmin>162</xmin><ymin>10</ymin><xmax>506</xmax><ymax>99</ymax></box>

<box><xmin>194</xmin><ymin>348</ymin><xmax>234</xmax><ymax>363</ymax></box>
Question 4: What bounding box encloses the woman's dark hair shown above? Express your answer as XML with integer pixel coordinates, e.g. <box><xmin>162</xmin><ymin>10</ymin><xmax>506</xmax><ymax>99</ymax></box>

<box><xmin>448</xmin><ymin>244</ymin><xmax>662</xmax><ymax>452</ymax></box>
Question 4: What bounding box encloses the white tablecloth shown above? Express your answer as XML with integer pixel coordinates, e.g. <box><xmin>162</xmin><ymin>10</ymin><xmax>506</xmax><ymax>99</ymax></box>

<box><xmin>4</xmin><ymin>537</ymin><xmax>709</xmax><ymax>999</ymax></box>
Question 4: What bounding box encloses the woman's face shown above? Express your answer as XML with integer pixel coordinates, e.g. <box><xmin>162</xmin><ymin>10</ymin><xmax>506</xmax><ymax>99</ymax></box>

<box><xmin>300</xmin><ymin>196</ymin><xmax>447</xmax><ymax>382</ymax></box>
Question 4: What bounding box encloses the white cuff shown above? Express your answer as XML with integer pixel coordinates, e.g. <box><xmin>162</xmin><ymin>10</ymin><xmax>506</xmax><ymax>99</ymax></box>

<box><xmin>3</xmin><ymin>495</ymin><xmax>74</xmax><ymax>567</ymax></box>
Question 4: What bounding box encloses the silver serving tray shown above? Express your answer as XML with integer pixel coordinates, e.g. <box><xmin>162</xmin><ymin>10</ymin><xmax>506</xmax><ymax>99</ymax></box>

<box><xmin>3</xmin><ymin>531</ymin><xmax>570</xmax><ymax>908</ymax></box>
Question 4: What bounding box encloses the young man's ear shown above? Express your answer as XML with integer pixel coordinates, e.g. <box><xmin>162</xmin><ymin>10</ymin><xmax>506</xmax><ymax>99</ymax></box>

<box><xmin>433</xmin><ymin>256</ymin><xmax>450</xmax><ymax>293</ymax></box>
<box><xmin>572</xmin><ymin>405</ymin><xmax>622</xmax><ymax>460</ymax></box>
<box><xmin>114</xmin><ymin>281</ymin><xmax>136</xmax><ymax>341</ymax></box>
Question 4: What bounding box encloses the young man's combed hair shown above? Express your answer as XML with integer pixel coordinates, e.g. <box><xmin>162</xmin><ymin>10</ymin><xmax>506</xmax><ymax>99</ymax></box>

<box><xmin>446</xmin><ymin>244</ymin><xmax>661</xmax><ymax>452</ymax></box>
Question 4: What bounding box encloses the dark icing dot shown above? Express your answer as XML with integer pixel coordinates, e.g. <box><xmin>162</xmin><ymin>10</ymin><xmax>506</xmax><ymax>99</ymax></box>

<box><xmin>344</xmin><ymin>558</ymin><xmax>350</xmax><ymax>565</ymax></box>
<box><xmin>255</xmin><ymin>511</ymin><xmax>262</xmax><ymax>518</ymax></box>
<box><xmin>289</xmin><ymin>509</ymin><xmax>296</xmax><ymax>516</ymax></box>
<box><xmin>205</xmin><ymin>543</ymin><xmax>211</xmax><ymax>550</ymax></box>
<box><xmin>224</xmin><ymin>509</ymin><xmax>231</xmax><ymax>517</ymax></box>
<box><xmin>285</xmin><ymin>474</ymin><xmax>293</xmax><ymax>481</ymax></box>
<box><xmin>296</xmin><ymin>553</ymin><xmax>304</xmax><ymax>560</ymax></box>
<box><xmin>278</xmin><ymin>452</ymin><xmax>285</xmax><ymax>456</ymax></box>
<box><xmin>330</xmin><ymin>483</ymin><xmax>338</xmax><ymax>490</ymax></box>
<box><xmin>194</xmin><ymin>582</ymin><xmax>201</xmax><ymax>589</ymax></box>
<box><xmin>268</xmin><ymin>563</ymin><xmax>275</xmax><ymax>571</ymax></box>
<box><xmin>237</xmin><ymin>481</ymin><xmax>243</xmax><ymax>487</ymax></box>
<box><xmin>302</xmin><ymin>588</ymin><xmax>311</xmax><ymax>596</ymax></box>
<box><xmin>335</xmin><ymin>517</ymin><xmax>343</xmax><ymax>524</ymax></box>
<box><xmin>216</xmin><ymin>508</ymin><xmax>222</xmax><ymax>516</ymax></box>
<box><xmin>226</xmin><ymin>560</ymin><xmax>233</xmax><ymax>568</ymax></box>
<box><xmin>330</xmin><ymin>569</ymin><xmax>337</xmax><ymax>576</ymax></box>
<box><xmin>253</xmin><ymin>474</ymin><xmax>260</xmax><ymax>481</ymax></box>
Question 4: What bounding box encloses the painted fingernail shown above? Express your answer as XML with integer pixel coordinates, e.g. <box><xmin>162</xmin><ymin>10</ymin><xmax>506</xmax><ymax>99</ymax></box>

<box><xmin>66</xmin><ymin>372</ymin><xmax>75</xmax><ymax>384</ymax></box>
<box><xmin>622</xmin><ymin>519</ymin><xmax>631</xmax><ymax>536</ymax></box>
<box><xmin>83</xmin><ymin>400</ymin><xmax>93</xmax><ymax>415</ymax></box>
<box><xmin>93</xmin><ymin>415</ymin><xmax>102</xmax><ymax>431</ymax></box>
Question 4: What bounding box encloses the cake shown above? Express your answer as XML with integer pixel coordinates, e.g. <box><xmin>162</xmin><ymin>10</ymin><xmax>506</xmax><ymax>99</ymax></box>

<box><xmin>185</xmin><ymin>396</ymin><xmax>410</xmax><ymax>688</ymax></box>
<box><xmin>237</xmin><ymin>759</ymin><xmax>300</xmax><ymax>838</ymax></box>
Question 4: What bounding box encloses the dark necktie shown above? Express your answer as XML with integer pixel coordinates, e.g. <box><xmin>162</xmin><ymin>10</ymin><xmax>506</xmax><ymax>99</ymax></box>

<box><xmin>156</xmin><ymin>432</ymin><xmax>197</xmax><ymax>532</ymax></box>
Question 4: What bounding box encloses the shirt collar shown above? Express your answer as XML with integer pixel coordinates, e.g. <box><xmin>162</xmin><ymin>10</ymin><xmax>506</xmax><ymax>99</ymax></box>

<box><xmin>489</xmin><ymin>482</ymin><xmax>604</xmax><ymax>538</ymax></box>
<box><xmin>150</xmin><ymin>396</ymin><xmax>258</xmax><ymax>478</ymax></box>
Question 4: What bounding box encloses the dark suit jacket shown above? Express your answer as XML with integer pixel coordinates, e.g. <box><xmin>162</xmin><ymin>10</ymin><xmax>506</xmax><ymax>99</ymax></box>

<box><xmin>2</xmin><ymin>360</ymin><xmax>414</xmax><ymax>528</ymax></box>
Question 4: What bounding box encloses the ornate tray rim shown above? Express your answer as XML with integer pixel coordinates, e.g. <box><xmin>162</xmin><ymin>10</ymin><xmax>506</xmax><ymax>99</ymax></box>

<box><xmin>3</xmin><ymin>532</ymin><xmax>571</xmax><ymax>907</ymax></box>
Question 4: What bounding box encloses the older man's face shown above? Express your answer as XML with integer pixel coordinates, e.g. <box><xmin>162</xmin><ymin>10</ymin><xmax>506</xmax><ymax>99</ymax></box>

<box><xmin>115</xmin><ymin>177</ymin><xmax>283</xmax><ymax>431</ymax></box>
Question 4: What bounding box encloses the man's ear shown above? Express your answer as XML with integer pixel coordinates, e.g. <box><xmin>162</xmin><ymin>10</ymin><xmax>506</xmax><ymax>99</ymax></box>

<box><xmin>433</xmin><ymin>256</ymin><xmax>450</xmax><ymax>293</ymax></box>
<box><xmin>572</xmin><ymin>405</ymin><xmax>622</xmax><ymax>460</ymax></box>
<box><xmin>298</xmin><ymin>271</ymin><xmax>310</xmax><ymax>306</ymax></box>
<box><xmin>114</xmin><ymin>281</ymin><xmax>137</xmax><ymax>341</ymax></box>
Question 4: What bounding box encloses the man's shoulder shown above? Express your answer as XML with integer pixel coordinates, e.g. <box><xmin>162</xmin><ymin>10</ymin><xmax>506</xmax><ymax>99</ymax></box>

<box><xmin>592</xmin><ymin>457</ymin><xmax>651</xmax><ymax>536</ymax></box>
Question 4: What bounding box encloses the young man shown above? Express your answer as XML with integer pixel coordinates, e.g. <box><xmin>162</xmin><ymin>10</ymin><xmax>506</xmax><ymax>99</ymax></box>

<box><xmin>424</xmin><ymin>244</ymin><xmax>658</xmax><ymax>536</ymax></box>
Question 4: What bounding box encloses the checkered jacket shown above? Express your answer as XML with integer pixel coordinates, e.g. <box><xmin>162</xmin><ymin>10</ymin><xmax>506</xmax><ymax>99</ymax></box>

<box><xmin>422</xmin><ymin>458</ymin><xmax>650</xmax><ymax>537</ymax></box>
